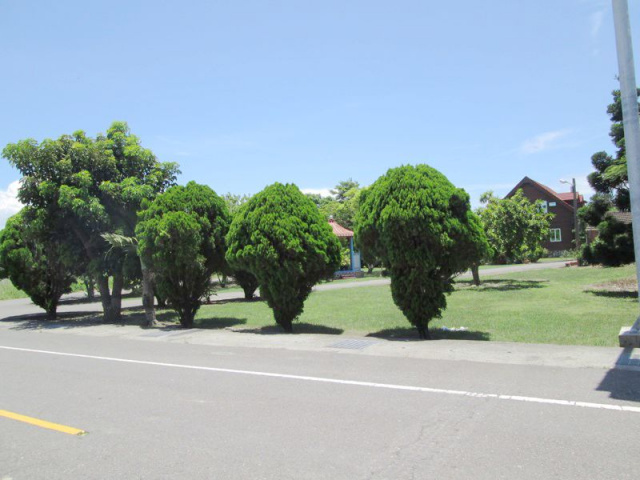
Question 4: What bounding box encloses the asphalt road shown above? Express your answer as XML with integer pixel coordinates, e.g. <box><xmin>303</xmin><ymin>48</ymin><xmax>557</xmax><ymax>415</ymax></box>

<box><xmin>3</xmin><ymin>259</ymin><xmax>638</xmax><ymax>479</ymax></box>
<box><xmin>1</xmin><ymin>325</ymin><xmax>639</xmax><ymax>480</ymax></box>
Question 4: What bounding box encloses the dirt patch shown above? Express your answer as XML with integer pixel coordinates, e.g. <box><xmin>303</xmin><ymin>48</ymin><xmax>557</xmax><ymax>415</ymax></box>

<box><xmin>585</xmin><ymin>277</ymin><xmax>638</xmax><ymax>293</ymax></box>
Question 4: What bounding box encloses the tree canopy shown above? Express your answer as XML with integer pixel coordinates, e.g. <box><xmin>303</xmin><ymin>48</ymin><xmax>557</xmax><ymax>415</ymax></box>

<box><xmin>226</xmin><ymin>183</ymin><xmax>341</xmax><ymax>332</ymax></box>
<box><xmin>579</xmin><ymin>89</ymin><xmax>639</xmax><ymax>267</ymax></box>
<box><xmin>477</xmin><ymin>190</ymin><xmax>552</xmax><ymax>264</ymax></box>
<box><xmin>0</xmin><ymin>208</ymin><xmax>77</xmax><ymax>318</ymax></box>
<box><xmin>587</xmin><ymin>89</ymin><xmax>640</xmax><ymax>211</ymax></box>
<box><xmin>2</xmin><ymin>122</ymin><xmax>179</xmax><ymax>322</ymax></box>
<box><xmin>137</xmin><ymin>182</ymin><xmax>230</xmax><ymax>328</ymax></box>
<box><xmin>356</xmin><ymin>164</ymin><xmax>487</xmax><ymax>339</ymax></box>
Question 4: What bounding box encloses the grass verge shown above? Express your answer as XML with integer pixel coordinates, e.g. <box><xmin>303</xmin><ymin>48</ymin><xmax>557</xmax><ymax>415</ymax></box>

<box><xmin>187</xmin><ymin>264</ymin><xmax>637</xmax><ymax>346</ymax></box>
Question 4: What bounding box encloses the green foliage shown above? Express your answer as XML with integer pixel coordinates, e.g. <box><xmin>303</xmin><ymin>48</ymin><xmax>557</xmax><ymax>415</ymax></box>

<box><xmin>226</xmin><ymin>183</ymin><xmax>341</xmax><ymax>332</ymax></box>
<box><xmin>578</xmin><ymin>193</ymin><xmax>614</xmax><ymax>227</ymax></box>
<box><xmin>137</xmin><ymin>182</ymin><xmax>230</xmax><ymax>328</ymax></box>
<box><xmin>2</xmin><ymin>122</ymin><xmax>179</xmax><ymax>322</ymax></box>
<box><xmin>580</xmin><ymin>215</ymin><xmax>634</xmax><ymax>267</ymax></box>
<box><xmin>222</xmin><ymin>192</ymin><xmax>251</xmax><ymax>216</ymax></box>
<box><xmin>232</xmin><ymin>269</ymin><xmax>259</xmax><ymax>300</ymax></box>
<box><xmin>330</xmin><ymin>178</ymin><xmax>360</xmax><ymax>203</ymax></box>
<box><xmin>355</xmin><ymin>164</ymin><xmax>488</xmax><ymax>338</ymax></box>
<box><xmin>477</xmin><ymin>190</ymin><xmax>553</xmax><ymax>264</ymax></box>
<box><xmin>0</xmin><ymin>209</ymin><xmax>76</xmax><ymax>318</ymax></box>
<box><xmin>587</xmin><ymin>89</ymin><xmax>640</xmax><ymax>211</ymax></box>
<box><xmin>581</xmin><ymin>89</ymin><xmax>640</xmax><ymax>267</ymax></box>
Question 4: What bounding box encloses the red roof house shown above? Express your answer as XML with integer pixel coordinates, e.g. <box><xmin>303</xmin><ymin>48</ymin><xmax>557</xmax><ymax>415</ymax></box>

<box><xmin>505</xmin><ymin>176</ymin><xmax>585</xmax><ymax>252</ymax></box>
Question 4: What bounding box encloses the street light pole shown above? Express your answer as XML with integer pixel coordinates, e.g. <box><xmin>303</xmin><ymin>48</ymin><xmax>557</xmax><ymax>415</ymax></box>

<box><xmin>612</xmin><ymin>0</ymin><xmax>640</xmax><ymax>344</ymax></box>
<box><xmin>571</xmin><ymin>178</ymin><xmax>580</xmax><ymax>250</ymax></box>
<box><xmin>560</xmin><ymin>178</ymin><xmax>580</xmax><ymax>250</ymax></box>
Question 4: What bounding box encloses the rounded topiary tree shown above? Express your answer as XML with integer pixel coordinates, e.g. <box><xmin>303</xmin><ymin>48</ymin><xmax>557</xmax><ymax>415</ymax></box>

<box><xmin>356</xmin><ymin>164</ymin><xmax>487</xmax><ymax>339</ymax></box>
<box><xmin>0</xmin><ymin>209</ymin><xmax>76</xmax><ymax>319</ymax></box>
<box><xmin>136</xmin><ymin>181</ymin><xmax>230</xmax><ymax>328</ymax></box>
<box><xmin>226</xmin><ymin>183</ymin><xmax>341</xmax><ymax>332</ymax></box>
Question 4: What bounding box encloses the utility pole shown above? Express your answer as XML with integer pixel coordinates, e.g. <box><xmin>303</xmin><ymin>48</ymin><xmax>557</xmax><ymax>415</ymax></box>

<box><xmin>560</xmin><ymin>178</ymin><xmax>580</xmax><ymax>249</ymax></box>
<box><xmin>612</xmin><ymin>0</ymin><xmax>640</xmax><ymax>346</ymax></box>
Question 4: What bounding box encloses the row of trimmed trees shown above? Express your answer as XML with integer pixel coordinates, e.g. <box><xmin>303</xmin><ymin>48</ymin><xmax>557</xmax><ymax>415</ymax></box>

<box><xmin>1</xmin><ymin>122</ymin><xmax>553</xmax><ymax>338</ymax></box>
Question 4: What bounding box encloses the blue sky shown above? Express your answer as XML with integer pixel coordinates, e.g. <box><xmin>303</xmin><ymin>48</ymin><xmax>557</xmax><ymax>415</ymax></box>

<box><xmin>1</xmin><ymin>0</ymin><xmax>639</xmax><ymax>226</ymax></box>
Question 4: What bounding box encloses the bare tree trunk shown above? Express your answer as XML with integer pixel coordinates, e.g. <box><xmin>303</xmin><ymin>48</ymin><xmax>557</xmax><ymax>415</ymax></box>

<box><xmin>471</xmin><ymin>263</ymin><xmax>481</xmax><ymax>286</ymax></box>
<box><xmin>417</xmin><ymin>324</ymin><xmax>432</xmax><ymax>340</ymax></box>
<box><xmin>110</xmin><ymin>271</ymin><xmax>124</xmax><ymax>323</ymax></box>
<box><xmin>97</xmin><ymin>274</ymin><xmax>117</xmax><ymax>323</ymax></box>
<box><xmin>141</xmin><ymin>260</ymin><xmax>156</xmax><ymax>327</ymax></box>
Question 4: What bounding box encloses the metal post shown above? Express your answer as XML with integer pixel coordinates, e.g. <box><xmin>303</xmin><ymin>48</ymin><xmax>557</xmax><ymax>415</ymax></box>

<box><xmin>612</xmin><ymin>0</ymin><xmax>640</xmax><ymax>338</ymax></box>
<box><xmin>572</xmin><ymin>178</ymin><xmax>580</xmax><ymax>250</ymax></box>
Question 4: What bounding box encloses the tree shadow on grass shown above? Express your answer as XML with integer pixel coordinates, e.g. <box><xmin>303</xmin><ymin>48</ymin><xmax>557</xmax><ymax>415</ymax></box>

<box><xmin>455</xmin><ymin>279</ymin><xmax>547</xmax><ymax>292</ymax></box>
<box><xmin>233</xmin><ymin>323</ymin><xmax>344</xmax><ymax>335</ymax></box>
<box><xmin>3</xmin><ymin>311</ymin><xmax>105</xmax><ymax>330</ymax></box>
<box><xmin>58</xmin><ymin>291</ymin><xmax>140</xmax><ymax>306</ymax></box>
<box><xmin>3</xmin><ymin>306</ymin><xmax>175</xmax><ymax>331</ymax></box>
<box><xmin>367</xmin><ymin>327</ymin><xmax>491</xmax><ymax>342</ymax></box>
<box><xmin>205</xmin><ymin>297</ymin><xmax>264</xmax><ymax>306</ymax></box>
<box><xmin>194</xmin><ymin>317</ymin><xmax>247</xmax><ymax>329</ymax></box>
<box><xmin>584</xmin><ymin>289</ymin><xmax>638</xmax><ymax>299</ymax></box>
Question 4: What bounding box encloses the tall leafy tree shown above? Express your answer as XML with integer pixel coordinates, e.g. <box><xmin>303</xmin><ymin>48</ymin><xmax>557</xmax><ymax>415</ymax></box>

<box><xmin>477</xmin><ymin>190</ymin><xmax>552</xmax><ymax>264</ymax></box>
<box><xmin>220</xmin><ymin>193</ymin><xmax>259</xmax><ymax>299</ymax></box>
<box><xmin>330</xmin><ymin>178</ymin><xmax>360</xmax><ymax>203</ymax></box>
<box><xmin>0</xmin><ymin>209</ymin><xmax>77</xmax><ymax>319</ymax></box>
<box><xmin>319</xmin><ymin>183</ymin><xmax>362</xmax><ymax>230</ymax></box>
<box><xmin>356</xmin><ymin>165</ymin><xmax>487</xmax><ymax>339</ymax></box>
<box><xmin>3</xmin><ymin>122</ymin><xmax>179</xmax><ymax>322</ymax></box>
<box><xmin>137</xmin><ymin>182</ymin><xmax>230</xmax><ymax>328</ymax></box>
<box><xmin>579</xmin><ymin>89</ymin><xmax>639</xmax><ymax>266</ymax></box>
<box><xmin>587</xmin><ymin>89</ymin><xmax>640</xmax><ymax>211</ymax></box>
<box><xmin>226</xmin><ymin>183</ymin><xmax>341</xmax><ymax>332</ymax></box>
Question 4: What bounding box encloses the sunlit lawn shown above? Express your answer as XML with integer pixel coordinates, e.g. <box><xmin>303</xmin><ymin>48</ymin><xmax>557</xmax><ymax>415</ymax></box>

<box><xmin>0</xmin><ymin>279</ymin><xmax>27</xmax><ymax>301</ymax></box>
<box><xmin>187</xmin><ymin>264</ymin><xmax>636</xmax><ymax>347</ymax></box>
<box><xmin>4</xmin><ymin>264</ymin><xmax>635</xmax><ymax>347</ymax></box>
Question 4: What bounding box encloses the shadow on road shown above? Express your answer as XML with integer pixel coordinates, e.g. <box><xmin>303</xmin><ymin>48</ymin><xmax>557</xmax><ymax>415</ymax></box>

<box><xmin>454</xmin><ymin>279</ymin><xmax>547</xmax><ymax>292</ymax></box>
<box><xmin>367</xmin><ymin>327</ymin><xmax>491</xmax><ymax>341</ymax></box>
<box><xmin>596</xmin><ymin>349</ymin><xmax>640</xmax><ymax>402</ymax></box>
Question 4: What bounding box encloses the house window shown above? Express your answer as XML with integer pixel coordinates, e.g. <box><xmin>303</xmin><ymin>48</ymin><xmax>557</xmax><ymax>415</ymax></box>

<box><xmin>538</xmin><ymin>201</ymin><xmax>548</xmax><ymax>213</ymax></box>
<box><xmin>549</xmin><ymin>201</ymin><xmax>557</xmax><ymax>207</ymax></box>
<box><xmin>550</xmin><ymin>228</ymin><xmax>562</xmax><ymax>242</ymax></box>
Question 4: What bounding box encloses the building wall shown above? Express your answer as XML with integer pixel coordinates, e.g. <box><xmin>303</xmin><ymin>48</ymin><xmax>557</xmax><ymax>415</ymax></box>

<box><xmin>513</xmin><ymin>184</ymin><xmax>575</xmax><ymax>251</ymax></box>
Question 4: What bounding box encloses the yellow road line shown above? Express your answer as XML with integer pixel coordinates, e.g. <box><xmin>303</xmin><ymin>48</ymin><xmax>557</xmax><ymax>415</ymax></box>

<box><xmin>0</xmin><ymin>409</ymin><xmax>86</xmax><ymax>436</ymax></box>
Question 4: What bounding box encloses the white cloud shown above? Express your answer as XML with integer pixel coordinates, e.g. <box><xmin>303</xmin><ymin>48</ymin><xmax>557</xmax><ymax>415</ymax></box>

<box><xmin>590</xmin><ymin>10</ymin><xmax>604</xmax><ymax>38</ymax></box>
<box><xmin>300</xmin><ymin>188</ymin><xmax>334</xmax><ymax>198</ymax></box>
<box><xmin>520</xmin><ymin>129</ymin><xmax>571</xmax><ymax>155</ymax></box>
<box><xmin>0</xmin><ymin>180</ymin><xmax>23</xmax><ymax>229</ymax></box>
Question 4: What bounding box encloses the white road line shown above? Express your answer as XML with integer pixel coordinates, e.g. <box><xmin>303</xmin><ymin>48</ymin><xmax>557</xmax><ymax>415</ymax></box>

<box><xmin>2</xmin><ymin>345</ymin><xmax>639</xmax><ymax>414</ymax></box>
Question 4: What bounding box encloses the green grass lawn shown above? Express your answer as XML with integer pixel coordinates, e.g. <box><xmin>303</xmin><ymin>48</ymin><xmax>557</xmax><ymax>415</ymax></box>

<box><xmin>185</xmin><ymin>264</ymin><xmax>637</xmax><ymax>347</ymax></box>
<box><xmin>5</xmin><ymin>264</ymin><xmax>636</xmax><ymax>347</ymax></box>
<box><xmin>0</xmin><ymin>279</ymin><xmax>27</xmax><ymax>301</ymax></box>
